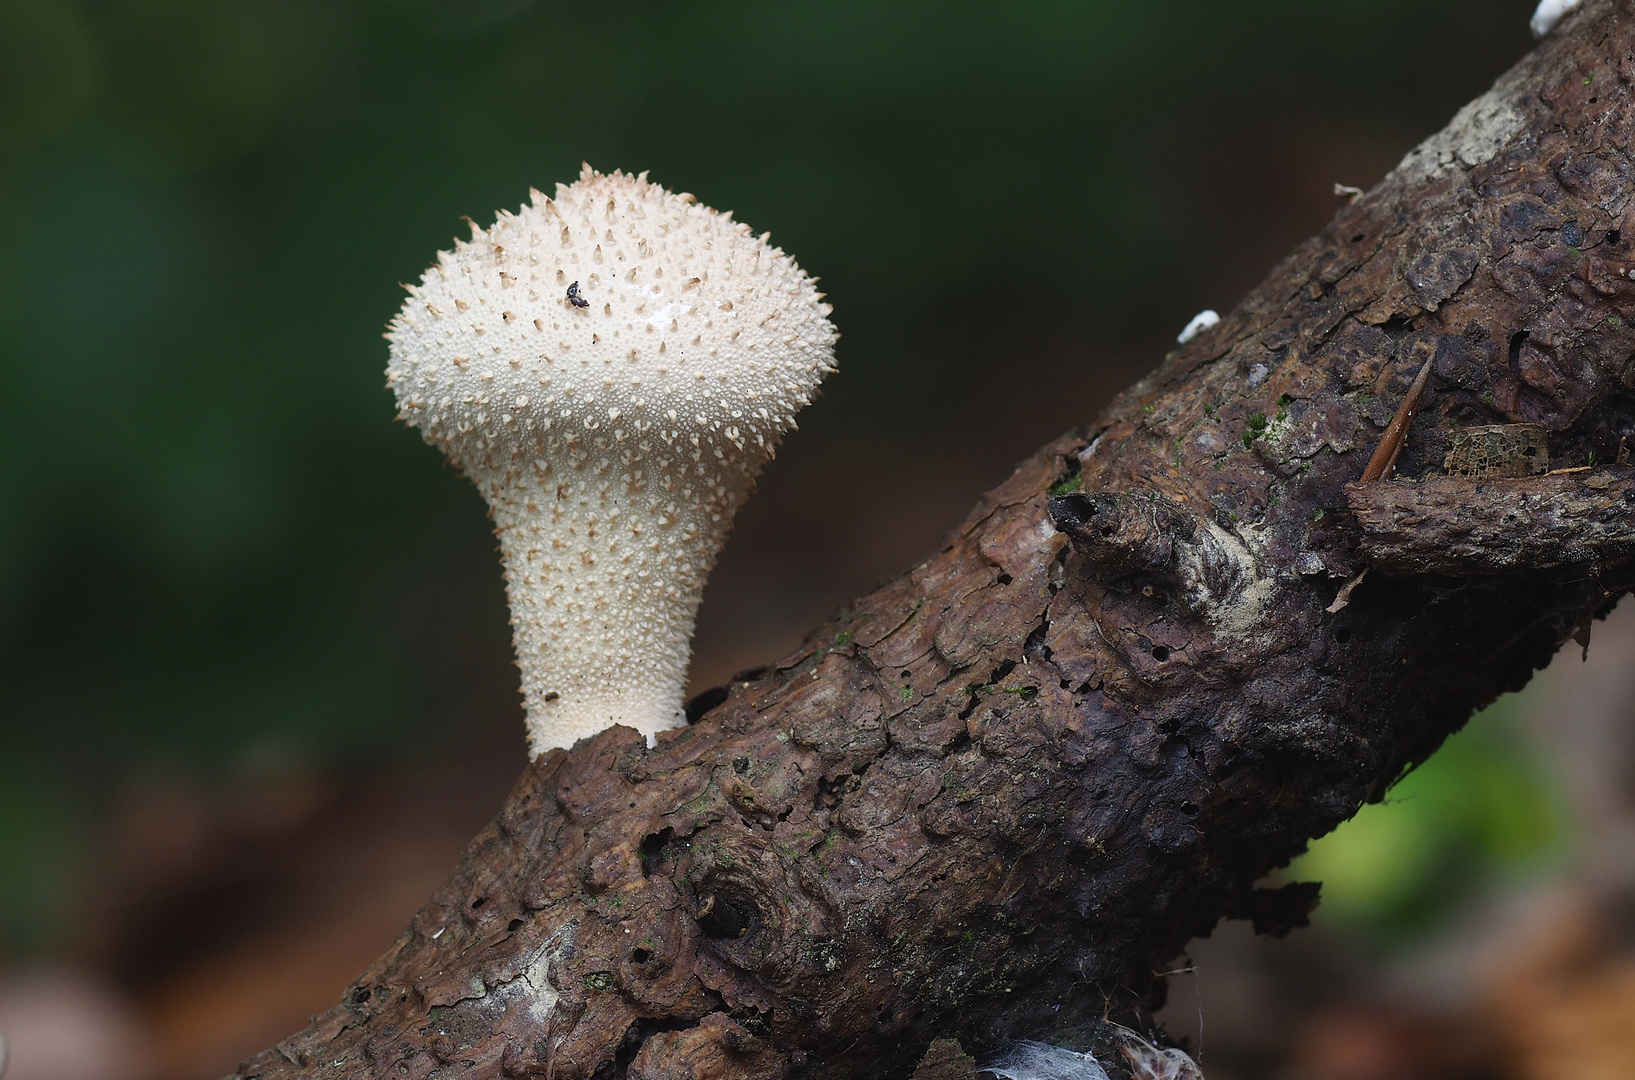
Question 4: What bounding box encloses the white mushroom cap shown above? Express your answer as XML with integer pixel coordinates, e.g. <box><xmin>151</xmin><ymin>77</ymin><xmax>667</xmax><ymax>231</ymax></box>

<box><xmin>386</xmin><ymin>165</ymin><xmax>837</xmax><ymax>755</ymax></box>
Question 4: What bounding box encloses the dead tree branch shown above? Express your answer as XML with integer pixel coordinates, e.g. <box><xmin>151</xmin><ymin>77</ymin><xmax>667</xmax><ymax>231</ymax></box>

<box><xmin>237</xmin><ymin>4</ymin><xmax>1635</xmax><ymax>1077</ymax></box>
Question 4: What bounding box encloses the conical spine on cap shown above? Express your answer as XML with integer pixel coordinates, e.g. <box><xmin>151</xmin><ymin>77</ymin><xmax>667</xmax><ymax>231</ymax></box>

<box><xmin>385</xmin><ymin>166</ymin><xmax>837</xmax><ymax>754</ymax></box>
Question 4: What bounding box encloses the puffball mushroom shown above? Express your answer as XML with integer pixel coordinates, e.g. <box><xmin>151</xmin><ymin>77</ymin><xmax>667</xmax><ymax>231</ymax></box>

<box><xmin>386</xmin><ymin>166</ymin><xmax>837</xmax><ymax>755</ymax></box>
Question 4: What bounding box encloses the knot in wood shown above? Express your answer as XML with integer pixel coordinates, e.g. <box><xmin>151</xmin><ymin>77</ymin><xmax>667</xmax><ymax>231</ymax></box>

<box><xmin>1048</xmin><ymin>491</ymin><xmax>1195</xmax><ymax>579</ymax></box>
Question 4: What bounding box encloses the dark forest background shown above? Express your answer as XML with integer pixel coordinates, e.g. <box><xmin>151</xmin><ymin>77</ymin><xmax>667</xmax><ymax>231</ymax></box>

<box><xmin>9</xmin><ymin>4</ymin><xmax>1617</xmax><ymax>1079</ymax></box>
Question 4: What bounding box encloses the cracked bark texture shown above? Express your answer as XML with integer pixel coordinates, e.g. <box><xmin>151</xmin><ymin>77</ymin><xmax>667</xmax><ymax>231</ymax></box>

<box><xmin>237</xmin><ymin>4</ymin><xmax>1635</xmax><ymax>1078</ymax></box>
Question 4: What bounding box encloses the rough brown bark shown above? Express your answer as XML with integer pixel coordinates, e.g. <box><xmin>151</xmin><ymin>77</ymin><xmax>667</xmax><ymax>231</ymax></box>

<box><xmin>1349</xmin><ymin>466</ymin><xmax>1635</xmax><ymax>573</ymax></box>
<box><xmin>237</xmin><ymin>5</ymin><xmax>1635</xmax><ymax>1078</ymax></box>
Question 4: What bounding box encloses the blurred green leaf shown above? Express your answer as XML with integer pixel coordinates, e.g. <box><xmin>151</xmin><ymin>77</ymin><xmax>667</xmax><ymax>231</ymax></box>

<box><xmin>1293</xmin><ymin>700</ymin><xmax>1566</xmax><ymax>937</ymax></box>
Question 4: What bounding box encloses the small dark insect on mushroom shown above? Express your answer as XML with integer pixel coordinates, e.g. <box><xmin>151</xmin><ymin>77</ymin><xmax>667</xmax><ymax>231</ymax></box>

<box><xmin>566</xmin><ymin>280</ymin><xmax>589</xmax><ymax>308</ymax></box>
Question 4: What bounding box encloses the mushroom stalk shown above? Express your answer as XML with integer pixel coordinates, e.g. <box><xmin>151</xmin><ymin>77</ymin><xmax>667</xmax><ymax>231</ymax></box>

<box><xmin>386</xmin><ymin>166</ymin><xmax>836</xmax><ymax>754</ymax></box>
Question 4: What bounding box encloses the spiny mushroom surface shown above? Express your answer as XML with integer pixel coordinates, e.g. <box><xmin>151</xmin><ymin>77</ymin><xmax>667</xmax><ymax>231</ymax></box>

<box><xmin>386</xmin><ymin>166</ymin><xmax>837</xmax><ymax>754</ymax></box>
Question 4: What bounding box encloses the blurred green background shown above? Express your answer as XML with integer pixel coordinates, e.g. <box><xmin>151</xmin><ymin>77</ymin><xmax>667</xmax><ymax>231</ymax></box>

<box><xmin>1294</xmin><ymin>698</ymin><xmax>1566</xmax><ymax>938</ymax></box>
<box><xmin>0</xmin><ymin>0</ymin><xmax>1553</xmax><ymax>979</ymax></box>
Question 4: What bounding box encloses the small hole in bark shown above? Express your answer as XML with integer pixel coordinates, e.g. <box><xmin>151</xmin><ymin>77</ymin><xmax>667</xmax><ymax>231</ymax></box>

<box><xmin>1335</xmin><ymin>628</ymin><xmax>1351</xmax><ymax>644</ymax></box>
<box><xmin>471</xmin><ymin>896</ymin><xmax>487</xmax><ymax>909</ymax></box>
<box><xmin>640</xmin><ymin>827</ymin><xmax>675</xmax><ymax>877</ymax></box>
<box><xmin>1151</xmin><ymin>645</ymin><xmax>1171</xmax><ymax>662</ymax></box>
<box><xmin>1024</xmin><ymin>617</ymin><xmax>1053</xmax><ymax>660</ymax></box>
<box><xmin>352</xmin><ymin>986</ymin><xmax>372</xmax><ymax>1004</ymax></box>
<box><xmin>1509</xmin><ymin>329</ymin><xmax>1530</xmax><ymax>370</ymax></box>
<box><xmin>632</xmin><ymin>948</ymin><xmax>652</xmax><ymax>964</ymax></box>
<box><xmin>876</xmin><ymin>1008</ymin><xmax>895</xmax><ymax>1030</ymax></box>
<box><xmin>1060</xmin><ymin>678</ymin><xmax>1071</xmax><ymax>689</ymax></box>
<box><xmin>1181</xmin><ymin>801</ymin><xmax>1199</xmax><ymax>815</ymax></box>
<box><xmin>697</xmin><ymin>892</ymin><xmax>759</xmax><ymax>939</ymax></box>
<box><xmin>901</xmin><ymin>670</ymin><xmax>912</xmax><ymax>679</ymax></box>
<box><xmin>818</xmin><ymin>774</ymin><xmax>844</xmax><ymax>807</ymax></box>
<box><xmin>1352</xmin><ymin>233</ymin><xmax>1366</xmax><ymax>243</ymax></box>
<box><xmin>1609</xmin><ymin>230</ymin><xmax>1622</xmax><ymax>245</ymax></box>
<box><xmin>733</xmin><ymin>756</ymin><xmax>750</xmax><ymax>774</ymax></box>
<box><xmin>508</xmin><ymin>919</ymin><xmax>524</xmax><ymax>932</ymax></box>
<box><xmin>996</xmin><ymin>573</ymin><xmax>1013</xmax><ymax>585</ymax></box>
<box><xmin>615</xmin><ymin>1017</ymin><xmax>694</xmax><ymax>1073</ymax></box>
<box><xmin>817</xmin><ymin>775</ymin><xmax>841</xmax><ymax>807</ymax></box>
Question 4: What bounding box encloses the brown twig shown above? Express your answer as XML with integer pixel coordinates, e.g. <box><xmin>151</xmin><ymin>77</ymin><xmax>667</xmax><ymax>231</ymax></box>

<box><xmin>1360</xmin><ymin>352</ymin><xmax>1436</xmax><ymax>481</ymax></box>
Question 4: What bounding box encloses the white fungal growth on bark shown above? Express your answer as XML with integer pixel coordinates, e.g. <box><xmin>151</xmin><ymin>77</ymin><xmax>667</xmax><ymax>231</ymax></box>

<box><xmin>986</xmin><ymin>1041</ymin><xmax>1110</xmax><ymax>1080</ymax></box>
<box><xmin>1113</xmin><ymin>1026</ymin><xmax>1204</xmax><ymax>1080</ymax></box>
<box><xmin>1531</xmin><ymin>0</ymin><xmax>1583</xmax><ymax>38</ymax></box>
<box><xmin>519</xmin><ymin>939</ymin><xmax>565</xmax><ymax>1024</ymax></box>
<box><xmin>1177</xmin><ymin>310</ymin><xmax>1220</xmax><ymax>344</ymax></box>
<box><xmin>386</xmin><ymin>165</ymin><xmax>837</xmax><ymax>755</ymax></box>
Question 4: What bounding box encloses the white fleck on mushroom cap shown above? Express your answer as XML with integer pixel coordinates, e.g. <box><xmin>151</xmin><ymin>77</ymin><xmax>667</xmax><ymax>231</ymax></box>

<box><xmin>386</xmin><ymin>165</ymin><xmax>837</xmax><ymax>755</ymax></box>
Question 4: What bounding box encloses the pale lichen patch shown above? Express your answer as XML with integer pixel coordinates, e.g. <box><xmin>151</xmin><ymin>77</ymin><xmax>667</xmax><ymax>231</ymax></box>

<box><xmin>1175</xmin><ymin>518</ymin><xmax>1278</xmax><ymax>641</ymax></box>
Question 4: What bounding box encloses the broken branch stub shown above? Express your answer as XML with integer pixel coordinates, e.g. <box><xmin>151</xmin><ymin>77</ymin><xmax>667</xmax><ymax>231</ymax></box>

<box><xmin>1348</xmin><ymin>467</ymin><xmax>1635</xmax><ymax>575</ymax></box>
<box><xmin>236</xmin><ymin>4</ymin><xmax>1635</xmax><ymax>1078</ymax></box>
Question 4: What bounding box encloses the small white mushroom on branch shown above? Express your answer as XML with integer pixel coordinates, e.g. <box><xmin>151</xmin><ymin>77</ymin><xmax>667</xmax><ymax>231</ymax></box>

<box><xmin>386</xmin><ymin>165</ymin><xmax>837</xmax><ymax>754</ymax></box>
<box><xmin>1176</xmin><ymin>309</ymin><xmax>1219</xmax><ymax>345</ymax></box>
<box><xmin>1531</xmin><ymin>0</ymin><xmax>1584</xmax><ymax>38</ymax></box>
